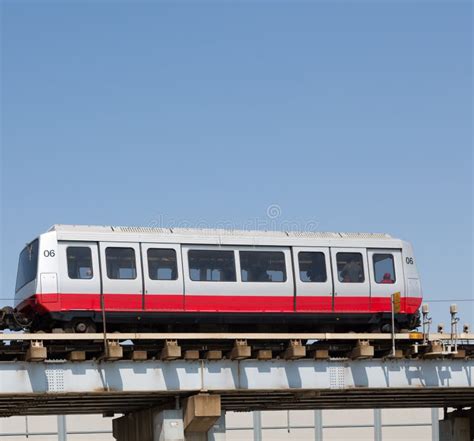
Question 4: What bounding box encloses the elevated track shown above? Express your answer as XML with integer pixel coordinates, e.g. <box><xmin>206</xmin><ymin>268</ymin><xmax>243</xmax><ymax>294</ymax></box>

<box><xmin>1</xmin><ymin>331</ymin><xmax>472</xmax><ymax>417</ymax></box>
<box><xmin>1</xmin><ymin>331</ymin><xmax>473</xmax><ymax>361</ymax></box>
<box><xmin>0</xmin><ymin>358</ymin><xmax>473</xmax><ymax>416</ymax></box>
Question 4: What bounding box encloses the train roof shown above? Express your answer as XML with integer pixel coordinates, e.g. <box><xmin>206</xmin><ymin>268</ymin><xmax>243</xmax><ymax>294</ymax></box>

<box><xmin>47</xmin><ymin>225</ymin><xmax>406</xmax><ymax>248</ymax></box>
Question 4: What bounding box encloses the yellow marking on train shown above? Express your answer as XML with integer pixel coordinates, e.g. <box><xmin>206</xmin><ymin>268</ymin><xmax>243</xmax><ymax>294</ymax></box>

<box><xmin>392</xmin><ymin>292</ymin><xmax>401</xmax><ymax>313</ymax></box>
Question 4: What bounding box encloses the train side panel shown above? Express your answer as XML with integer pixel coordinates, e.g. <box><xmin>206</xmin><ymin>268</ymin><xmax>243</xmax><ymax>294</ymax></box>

<box><xmin>401</xmin><ymin>241</ymin><xmax>423</xmax><ymax>314</ymax></box>
<box><xmin>36</xmin><ymin>231</ymin><xmax>60</xmax><ymax>308</ymax></box>
<box><xmin>15</xmin><ymin>231</ymin><xmax>60</xmax><ymax>316</ymax></box>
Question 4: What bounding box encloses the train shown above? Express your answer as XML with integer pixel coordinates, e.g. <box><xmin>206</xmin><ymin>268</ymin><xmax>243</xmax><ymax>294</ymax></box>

<box><xmin>6</xmin><ymin>225</ymin><xmax>422</xmax><ymax>332</ymax></box>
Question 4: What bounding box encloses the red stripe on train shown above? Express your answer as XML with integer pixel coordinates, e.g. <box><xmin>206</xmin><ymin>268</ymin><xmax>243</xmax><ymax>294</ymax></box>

<box><xmin>185</xmin><ymin>295</ymin><xmax>293</xmax><ymax>312</ymax></box>
<box><xmin>31</xmin><ymin>293</ymin><xmax>422</xmax><ymax>314</ymax></box>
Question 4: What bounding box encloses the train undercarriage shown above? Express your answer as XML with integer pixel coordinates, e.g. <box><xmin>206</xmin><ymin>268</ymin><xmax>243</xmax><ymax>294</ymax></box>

<box><xmin>2</xmin><ymin>306</ymin><xmax>420</xmax><ymax>334</ymax></box>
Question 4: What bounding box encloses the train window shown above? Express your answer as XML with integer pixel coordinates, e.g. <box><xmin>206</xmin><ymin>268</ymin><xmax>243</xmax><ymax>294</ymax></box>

<box><xmin>298</xmin><ymin>252</ymin><xmax>327</xmax><ymax>282</ymax></box>
<box><xmin>15</xmin><ymin>239</ymin><xmax>39</xmax><ymax>292</ymax></box>
<box><xmin>336</xmin><ymin>252</ymin><xmax>364</xmax><ymax>283</ymax></box>
<box><xmin>240</xmin><ymin>251</ymin><xmax>286</xmax><ymax>282</ymax></box>
<box><xmin>188</xmin><ymin>250</ymin><xmax>236</xmax><ymax>282</ymax></box>
<box><xmin>373</xmin><ymin>254</ymin><xmax>396</xmax><ymax>284</ymax></box>
<box><xmin>106</xmin><ymin>247</ymin><xmax>137</xmax><ymax>279</ymax></box>
<box><xmin>147</xmin><ymin>249</ymin><xmax>178</xmax><ymax>280</ymax></box>
<box><xmin>67</xmin><ymin>247</ymin><xmax>93</xmax><ymax>279</ymax></box>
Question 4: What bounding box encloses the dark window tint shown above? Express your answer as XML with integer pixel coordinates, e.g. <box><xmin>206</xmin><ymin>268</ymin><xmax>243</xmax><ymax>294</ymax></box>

<box><xmin>373</xmin><ymin>254</ymin><xmax>396</xmax><ymax>284</ymax></box>
<box><xmin>299</xmin><ymin>252</ymin><xmax>327</xmax><ymax>282</ymax></box>
<box><xmin>67</xmin><ymin>247</ymin><xmax>93</xmax><ymax>279</ymax></box>
<box><xmin>106</xmin><ymin>248</ymin><xmax>137</xmax><ymax>279</ymax></box>
<box><xmin>15</xmin><ymin>240</ymin><xmax>39</xmax><ymax>292</ymax></box>
<box><xmin>148</xmin><ymin>249</ymin><xmax>178</xmax><ymax>280</ymax></box>
<box><xmin>240</xmin><ymin>251</ymin><xmax>286</xmax><ymax>282</ymax></box>
<box><xmin>336</xmin><ymin>252</ymin><xmax>364</xmax><ymax>283</ymax></box>
<box><xmin>189</xmin><ymin>250</ymin><xmax>236</xmax><ymax>282</ymax></box>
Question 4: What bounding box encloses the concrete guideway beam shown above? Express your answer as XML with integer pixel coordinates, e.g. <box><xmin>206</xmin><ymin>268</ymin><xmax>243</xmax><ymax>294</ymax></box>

<box><xmin>1</xmin><ymin>359</ymin><xmax>473</xmax><ymax>416</ymax></box>
<box><xmin>2</xmin><ymin>359</ymin><xmax>472</xmax><ymax>395</ymax></box>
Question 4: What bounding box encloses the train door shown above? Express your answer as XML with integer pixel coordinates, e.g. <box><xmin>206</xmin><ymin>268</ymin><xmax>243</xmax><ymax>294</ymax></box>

<box><xmin>330</xmin><ymin>247</ymin><xmax>370</xmax><ymax>312</ymax></box>
<box><xmin>292</xmin><ymin>247</ymin><xmax>333</xmax><ymax>312</ymax></box>
<box><xmin>367</xmin><ymin>249</ymin><xmax>405</xmax><ymax>311</ymax></box>
<box><xmin>141</xmin><ymin>243</ymin><xmax>184</xmax><ymax>311</ymax></box>
<box><xmin>99</xmin><ymin>242</ymin><xmax>143</xmax><ymax>311</ymax></box>
<box><xmin>181</xmin><ymin>245</ymin><xmax>294</xmax><ymax>312</ymax></box>
<box><xmin>58</xmin><ymin>242</ymin><xmax>101</xmax><ymax>309</ymax></box>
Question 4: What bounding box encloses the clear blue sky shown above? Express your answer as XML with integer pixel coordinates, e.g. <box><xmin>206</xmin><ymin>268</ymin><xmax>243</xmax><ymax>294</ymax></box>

<box><xmin>1</xmin><ymin>1</ymin><xmax>472</xmax><ymax>327</ymax></box>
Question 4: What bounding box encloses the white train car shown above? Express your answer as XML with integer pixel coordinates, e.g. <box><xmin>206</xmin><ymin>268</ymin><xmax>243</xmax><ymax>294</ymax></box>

<box><xmin>13</xmin><ymin>225</ymin><xmax>422</xmax><ymax>332</ymax></box>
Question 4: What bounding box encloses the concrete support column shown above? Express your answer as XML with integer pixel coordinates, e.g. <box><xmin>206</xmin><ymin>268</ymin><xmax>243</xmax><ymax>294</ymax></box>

<box><xmin>156</xmin><ymin>410</ymin><xmax>186</xmax><ymax>441</ymax></box>
<box><xmin>439</xmin><ymin>409</ymin><xmax>474</xmax><ymax>441</ymax></box>
<box><xmin>112</xmin><ymin>395</ymin><xmax>222</xmax><ymax>441</ymax></box>
<box><xmin>207</xmin><ymin>414</ymin><xmax>226</xmax><ymax>441</ymax></box>
<box><xmin>113</xmin><ymin>408</ymin><xmax>184</xmax><ymax>441</ymax></box>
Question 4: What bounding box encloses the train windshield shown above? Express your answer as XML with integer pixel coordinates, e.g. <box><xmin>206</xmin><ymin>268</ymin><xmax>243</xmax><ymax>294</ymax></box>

<box><xmin>15</xmin><ymin>239</ymin><xmax>39</xmax><ymax>292</ymax></box>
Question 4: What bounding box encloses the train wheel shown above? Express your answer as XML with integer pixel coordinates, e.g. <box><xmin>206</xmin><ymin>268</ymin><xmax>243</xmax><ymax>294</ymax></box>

<box><xmin>380</xmin><ymin>321</ymin><xmax>400</xmax><ymax>333</ymax></box>
<box><xmin>63</xmin><ymin>319</ymin><xmax>97</xmax><ymax>333</ymax></box>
